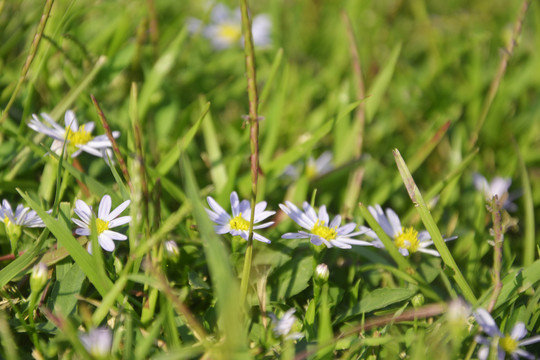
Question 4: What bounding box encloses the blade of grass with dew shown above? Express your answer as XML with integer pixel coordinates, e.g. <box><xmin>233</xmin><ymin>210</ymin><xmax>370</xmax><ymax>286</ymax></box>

<box><xmin>182</xmin><ymin>155</ymin><xmax>248</xmax><ymax>358</ymax></box>
<box><xmin>155</xmin><ymin>101</ymin><xmax>210</xmax><ymax>176</ymax></box>
<box><xmin>19</xmin><ymin>191</ymin><xmax>115</xmax><ymax>298</ymax></box>
<box><xmin>365</xmin><ymin>43</ymin><xmax>401</xmax><ymax>123</ymax></box>
<box><xmin>393</xmin><ymin>149</ymin><xmax>477</xmax><ymax>303</ymax></box>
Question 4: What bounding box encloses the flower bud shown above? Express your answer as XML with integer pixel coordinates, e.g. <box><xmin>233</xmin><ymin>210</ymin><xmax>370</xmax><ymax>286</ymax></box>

<box><xmin>164</xmin><ymin>240</ymin><xmax>180</xmax><ymax>260</ymax></box>
<box><xmin>315</xmin><ymin>263</ymin><xmax>329</xmax><ymax>283</ymax></box>
<box><xmin>30</xmin><ymin>262</ymin><xmax>48</xmax><ymax>294</ymax></box>
<box><xmin>411</xmin><ymin>293</ymin><xmax>424</xmax><ymax>308</ymax></box>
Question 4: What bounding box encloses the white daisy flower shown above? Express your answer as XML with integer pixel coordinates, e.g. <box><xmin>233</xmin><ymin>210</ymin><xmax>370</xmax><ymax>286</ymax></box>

<box><xmin>282</xmin><ymin>151</ymin><xmax>334</xmax><ymax>181</ymax></box>
<box><xmin>279</xmin><ymin>201</ymin><xmax>371</xmax><ymax>249</ymax></box>
<box><xmin>0</xmin><ymin>199</ymin><xmax>46</xmax><ymax>229</ymax></box>
<box><xmin>0</xmin><ymin>199</ymin><xmax>48</xmax><ymax>252</ymax></box>
<box><xmin>72</xmin><ymin>195</ymin><xmax>131</xmax><ymax>253</ymax></box>
<box><xmin>473</xmin><ymin>173</ymin><xmax>518</xmax><ymax>211</ymax></box>
<box><xmin>269</xmin><ymin>308</ymin><xmax>303</xmax><ymax>340</ymax></box>
<box><xmin>474</xmin><ymin>308</ymin><xmax>540</xmax><ymax>360</ymax></box>
<box><xmin>359</xmin><ymin>204</ymin><xmax>456</xmax><ymax>257</ymax></box>
<box><xmin>188</xmin><ymin>3</ymin><xmax>271</xmax><ymax>50</ymax></box>
<box><xmin>79</xmin><ymin>327</ymin><xmax>113</xmax><ymax>358</ymax></box>
<box><xmin>28</xmin><ymin>110</ymin><xmax>119</xmax><ymax>160</ymax></box>
<box><xmin>205</xmin><ymin>191</ymin><xmax>275</xmax><ymax>244</ymax></box>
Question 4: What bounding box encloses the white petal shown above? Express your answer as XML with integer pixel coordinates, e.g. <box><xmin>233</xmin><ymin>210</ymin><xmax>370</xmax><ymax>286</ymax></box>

<box><xmin>103</xmin><ymin>230</ymin><xmax>127</xmax><ymax>241</ymax></box>
<box><xmin>385</xmin><ymin>208</ymin><xmax>402</xmax><ymax>237</ymax></box>
<box><xmin>329</xmin><ymin>240</ymin><xmax>352</xmax><ymax>249</ymax></box>
<box><xmin>337</xmin><ymin>223</ymin><xmax>356</xmax><ymax>235</ymax></box>
<box><xmin>510</xmin><ymin>322</ymin><xmax>527</xmax><ymax>340</ymax></box>
<box><xmin>207</xmin><ymin>196</ymin><xmax>227</xmax><ymax>216</ymax></box>
<box><xmin>253</xmin><ymin>232</ymin><xmax>271</xmax><ymax>244</ymax></box>
<box><xmin>474</xmin><ymin>309</ymin><xmax>502</xmax><ymax>337</ymax></box>
<box><xmin>106</xmin><ymin>200</ymin><xmax>130</xmax><ymax>221</ymax></box>
<box><xmin>318</xmin><ymin>205</ymin><xmax>329</xmax><ymax>224</ymax></box>
<box><xmin>417</xmin><ymin>248</ymin><xmax>440</xmax><ymax>257</ymax></box>
<box><xmin>75</xmin><ymin>228</ymin><xmax>91</xmax><ymax>236</ymax></box>
<box><xmin>329</xmin><ymin>215</ymin><xmax>341</xmax><ymax>228</ymax></box>
<box><xmin>65</xmin><ymin>110</ymin><xmax>78</xmax><ymax>130</ymax></box>
<box><xmin>253</xmin><ymin>221</ymin><xmax>274</xmax><ymax>229</ymax></box>
<box><xmin>108</xmin><ymin>216</ymin><xmax>131</xmax><ymax>228</ymax></box>
<box><xmin>75</xmin><ymin>200</ymin><xmax>93</xmax><ymax>222</ymax></box>
<box><xmin>303</xmin><ymin>202</ymin><xmax>318</xmax><ymax>223</ymax></box>
<box><xmin>98</xmin><ymin>234</ymin><xmax>115</xmax><ymax>252</ymax></box>
<box><xmin>230</xmin><ymin>192</ymin><xmax>240</xmax><ymax>216</ymax></box>
<box><xmin>72</xmin><ymin>218</ymin><xmax>89</xmax><ymax>229</ymax></box>
<box><xmin>281</xmin><ymin>232</ymin><xmax>309</xmax><ymax>239</ymax></box>
<box><xmin>98</xmin><ymin>195</ymin><xmax>112</xmax><ymax>219</ymax></box>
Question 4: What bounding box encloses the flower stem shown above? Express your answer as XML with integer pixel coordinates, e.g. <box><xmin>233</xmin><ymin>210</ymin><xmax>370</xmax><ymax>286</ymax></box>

<box><xmin>487</xmin><ymin>197</ymin><xmax>503</xmax><ymax>312</ymax></box>
<box><xmin>239</xmin><ymin>0</ymin><xmax>261</xmax><ymax>305</ymax></box>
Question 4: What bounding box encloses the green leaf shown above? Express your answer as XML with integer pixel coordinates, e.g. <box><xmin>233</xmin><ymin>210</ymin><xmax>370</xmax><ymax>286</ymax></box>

<box><xmin>270</xmin><ymin>254</ymin><xmax>313</xmax><ymax>300</ymax></box>
<box><xmin>339</xmin><ymin>288</ymin><xmax>416</xmax><ymax>321</ymax></box>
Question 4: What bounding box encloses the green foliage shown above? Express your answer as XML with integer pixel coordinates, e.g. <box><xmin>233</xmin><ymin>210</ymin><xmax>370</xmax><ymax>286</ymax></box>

<box><xmin>0</xmin><ymin>0</ymin><xmax>539</xmax><ymax>359</ymax></box>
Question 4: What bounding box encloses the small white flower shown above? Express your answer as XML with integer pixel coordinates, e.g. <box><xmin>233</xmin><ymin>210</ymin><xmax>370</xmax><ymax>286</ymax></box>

<box><xmin>0</xmin><ymin>199</ymin><xmax>46</xmax><ymax>228</ymax></box>
<box><xmin>72</xmin><ymin>195</ymin><xmax>131</xmax><ymax>253</ymax></box>
<box><xmin>279</xmin><ymin>201</ymin><xmax>371</xmax><ymax>249</ymax></box>
<box><xmin>205</xmin><ymin>191</ymin><xmax>275</xmax><ymax>244</ymax></box>
<box><xmin>188</xmin><ymin>3</ymin><xmax>272</xmax><ymax>50</ymax></box>
<box><xmin>473</xmin><ymin>173</ymin><xmax>517</xmax><ymax>211</ymax></box>
<box><xmin>164</xmin><ymin>240</ymin><xmax>180</xmax><ymax>259</ymax></box>
<box><xmin>269</xmin><ymin>308</ymin><xmax>303</xmax><ymax>340</ymax></box>
<box><xmin>474</xmin><ymin>308</ymin><xmax>540</xmax><ymax>360</ymax></box>
<box><xmin>359</xmin><ymin>204</ymin><xmax>456</xmax><ymax>257</ymax></box>
<box><xmin>79</xmin><ymin>327</ymin><xmax>112</xmax><ymax>358</ymax></box>
<box><xmin>282</xmin><ymin>151</ymin><xmax>334</xmax><ymax>181</ymax></box>
<box><xmin>28</xmin><ymin>110</ymin><xmax>119</xmax><ymax>160</ymax></box>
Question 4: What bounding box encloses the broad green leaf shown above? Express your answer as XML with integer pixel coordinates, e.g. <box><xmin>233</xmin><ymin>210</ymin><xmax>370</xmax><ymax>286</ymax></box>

<box><xmin>339</xmin><ymin>288</ymin><xmax>416</xmax><ymax>321</ymax></box>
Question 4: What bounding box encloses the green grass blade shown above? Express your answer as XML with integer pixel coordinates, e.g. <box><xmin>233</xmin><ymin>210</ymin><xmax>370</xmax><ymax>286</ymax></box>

<box><xmin>182</xmin><ymin>155</ymin><xmax>248</xmax><ymax>358</ymax></box>
<box><xmin>393</xmin><ymin>149</ymin><xmax>477</xmax><ymax>303</ymax></box>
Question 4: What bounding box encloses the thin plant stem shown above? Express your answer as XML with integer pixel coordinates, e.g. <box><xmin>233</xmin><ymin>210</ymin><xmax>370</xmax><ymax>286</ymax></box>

<box><xmin>0</xmin><ymin>0</ymin><xmax>54</xmax><ymax>125</ymax></box>
<box><xmin>468</xmin><ymin>0</ymin><xmax>530</xmax><ymax>149</ymax></box>
<box><xmin>487</xmin><ymin>196</ymin><xmax>503</xmax><ymax>313</ymax></box>
<box><xmin>90</xmin><ymin>95</ymin><xmax>132</xmax><ymax>190</ymax></box>
<box><xmin>239</xmin><ymin>0</ymin><xmax>261</xmax><ymax>305</ymax></box>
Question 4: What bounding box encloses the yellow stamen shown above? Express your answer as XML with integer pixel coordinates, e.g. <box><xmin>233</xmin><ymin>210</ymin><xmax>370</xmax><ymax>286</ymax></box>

<box><xmin>217</xmin><ymin>23</ymin><xmax>241</xmax><ymax>43</ymax></box>
<box><xmin>394</xmin><ymin>227</ymin><xmax>420</xmax><ymax>253</ymax></box>
<box><xmin>96</xmin><ymin>218</ymin><xmax>109</xmax><ymax>234</ymax></box>
<box><xmin>4</xmin><ymin>216</ymin><xmax>10</xmax><ymax>226</ymax></box>
<box><xmin>229</xmin><ymin>213</ymin><xmax>250</xmax><ymax>231</ymax></box>
<box><xmin>500</xmin><ymin>335</ymin><xmax>518</xmax><ymax>354</ymax></box>
<box><xmin>65</xmin><ymin>124</ymin><xmax>93</xmax><ymax>148</ymax></box>
<box><xmin>311</xmin><ymin>220</ymin><xmax>337</xmax><ymax>240</ymax></box>
<box><xmin>305</xmin><ymin>163</ymin><xmax>317</xmax><ymax>179</ymax></box>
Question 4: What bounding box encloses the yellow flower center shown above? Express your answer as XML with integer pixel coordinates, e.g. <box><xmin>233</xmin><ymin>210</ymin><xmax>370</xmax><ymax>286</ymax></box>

<box><xmin>4</xmin><ymin>216</ymin><xmax>10</xmax><ymax>226</ymax></box>
<box><xmin>394</xmin><ymin>227</ymin><xmax>420</xmax><ymax>254</ymax></box>
<box><xmin>305</xmin><ymin>163</ymin><xmax>317</xmax><ymax>180</ymax></box>
<box><xmin>65</xmin><ymin>124</ymin><xmax>93</xmax><ymax>148</ymax></box>
<box><xmin>96</xmin><ymin>218</ymin><xmax>109</xmax><ymax>234</ymax></box>
<box><xmin>500</xmin><ymin>335</ymin><xmax>518</xmax><ymax>354</ymax></box>
<box><xmin>217</xmin><ymin>23</ymin><xmax>241</xmax><ymax>43</ymax></box>
<box><xmin>229</xmin><ymin>213</ymin><xmax>250</xmax><ymax>231</ymax></box>
<box><xmin>311</xmin><ymin>220</ymin><xmax>337</xmax><ymax>240</ymax></box>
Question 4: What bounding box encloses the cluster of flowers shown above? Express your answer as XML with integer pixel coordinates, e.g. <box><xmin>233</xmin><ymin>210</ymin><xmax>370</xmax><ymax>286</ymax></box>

<box><xmin>206</xmin><ymin>191</ymin><xmax>454</xmax><ymax>256</ymax></box>
<box><xmin>1</xmin><ymin>195</ymin><xmax>131</xmax><ymax>254</ymax></box>
<box><xmin>1</xmin><ymin>109</ymin><xmax>132</xmax><ymax>254</ymax></box>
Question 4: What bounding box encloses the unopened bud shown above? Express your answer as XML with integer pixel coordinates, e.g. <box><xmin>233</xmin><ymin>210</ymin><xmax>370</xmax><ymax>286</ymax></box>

<box><xmin>30</xmin><ymin>262</ymin><xmax>48</xmax><ymax>293</ymax></box>
<box><xmin>411</xmin><ymin>294</ymin><xmax>424</xmax><ymax>308</ymax></box>
<box><xmin>165</xmin><ymin>240</ymin><xmax>179</xmax><ymax>260</ymax></box>
<box><xmin>315</xmin><ymin>263</ymin><xmax>329</xmax><ymax>283</ymax></box>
